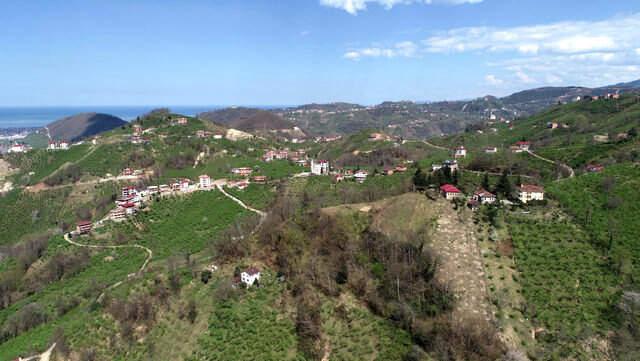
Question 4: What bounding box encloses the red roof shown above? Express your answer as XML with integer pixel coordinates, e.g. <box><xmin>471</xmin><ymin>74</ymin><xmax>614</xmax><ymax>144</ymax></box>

<box><xmin>474</xmin><ymin>188</ymin><xmax>495</xmax><ymax>197</ymax></box>
<box><xmin>519</xmin><ymin>184</ymin><xmax>544</xmax><ymax>193</ymax></box>
<box><xmin>440</xmin><ymin>184</ymin><xmax>461</xmax><ymax>193</ymax></box>
<box><xmin>77</xmin><ymin>220</ymin><xmax>92</xmax><ymax>226</ymax></box>
<box><xmin>516</xmin><ymin>141</ymin><xmax>531</xmax><ymax>145</ymax></box>
<box><xmin>245</xmin><ymin>267</ymin><xmax>260</xmax><ymax>276</ymax></box>
<box><xmin>122</xmin><ymin>202</ymin><xmax>136</xmax><ymax>208</ymax></box>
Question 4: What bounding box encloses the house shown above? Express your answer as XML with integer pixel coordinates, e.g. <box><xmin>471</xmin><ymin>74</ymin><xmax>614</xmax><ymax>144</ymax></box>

<box><xmin>333</xmin><ymin>174</ymin><xmax>345</xmax><ymax>183</ymax></box>
<box><xmin>76</xmin><ymin>221</ymin><xmax>93</xmax><ymax>234</ymax></box>
<box><xmin>110</xmin><ymin>207</ymin><xmax>127</xmax><ymax>222</ymax></box>
<box><xmin>473</xmin><ymin>188</ymin><xmax>496</xmax><ymax>204</ymax></box>
<box><xmin>176</xmin><ymin>117</ymin><xmax>188</xmax><ymax>125</ymax></box>
<box><xmin>586</xmin><ymin>164</ymin><xmax>605</xmax><ymax>173</ymax></box>
<box><xmin>232</xmin><ymin>167</ymin><xmax>253</xmax><ymax>177</ymax></box>
<box><xmin>121</xmin><ymin>186</ymin><xmax>137</xmax><ymax>199</ymax></box>
<box><xmin>432</xmin><ymin>164</ymin><xmax>443</xmax><ymax>172</ymax></box>
<box><xmin>196</xmin><ymin>130</ymin><xmax>213</xmax><ymax>138</ymax></box>
<box><xmin>147</xmin><ymin>185</ymin><xmax>159</xmax><ymax>194</ymax></box>
<box><xmin>354</xmin><ymin>170</ymin><xmax>368</xmax><ymax>183</ymax></box>
<box><xmin>517</xmin><ymin>184</ymin><xmax>544</xmax><ymax>204</ymax></box>
<box><xmin>593</xmin><ymin>134</ymin><xmax>609</xmax><ymax>143</ymax></box>
<box><xmin>8</xmin><ymin>143</ymin><xmax>28</xmax><ymax>153</ymax></box>
<box><xmin>213</xmin><ymin>133</ymin><xmax>224</xmax><ymax>140</ymax></box>
<box><xmin>262</xmin><ymin>150</ymin><xmax>289</xmax><ymax>162</ymax></box>
<box><xmin>228</xmin><ymin>180</ymin><xmax>249</xmax><ymax>190</ymax></box>
<box><xmin>121</xmin><ymin>168</ymin><xmax>134</xmax><ymax>177</ymax></box>
<box><xmin>454</xmin><ymin>146</ymin><xmax>467</xmax><ymax>158</ymax></box>
<box><xmin>133</xmin><ymin>124</ymin><xmax>143</xmax><ymax>136</ymax></box>
<box><xmin>442</xmin><ymin>160</ymin><xmax>459</xmax><ymax>171</ymax></box>
<box><xmin>121</xmin><ymin>202</ymin><xmax>137</xmax><ymax>215</ymax></box>
<box><xmin>485</xmin><ymin>146</ymin><xmax>498</xmax><ymax>154</ymax></box>
<box><xmin>395</xmin><ymin>165</ymin><xmax>408</xmax><ymax>173</ymax></box>
<box><xmin>240</xmin><ymin>267</ymin><xmax>261</xmax><ymax>287</ymax></box>
<box><xmin>252</xmin><ymin>175</ymin><xmax>267</xmax><ymax>184</ymax></box>
<box><xmin>159</xmin><ymin>184</ymin><xmax>171</xmax><ymax>193</ymax></box>
<box><xmin>440</xmin><ymin>184</ymin><xmax>462</xmax><ymax>200</ymax></box>
<box><xmin>515</xmin><ymin>141</ymin><xmax>531</xmax><ymax>152</ymax></box>
<box><xmin>59</xmin><ymin>141</ymin><xmax>69</xmax><ymax>150</ymax></box>
<box><xmin>199</xmin><ymin>175</ymin><xmax>212</xmax><ymax>189</ymax></box>
<box><xmin>310</xmin><ymin>159</ymin><xmax>330</xmax><ymax>175</ymax></box>
<box><xmin>369</xmin><ymin>133</ymin><xmax>387</xmax><ymax>141</ymax></box>
<box><xmin>547</xmin><ymin>122</ymin><xmax>559</xmax><ymax>129</ymax></box>
<box><xmin>383</xmin><ymin>167</ymin><xmax>395</xmax><ymax>176</ymax></box>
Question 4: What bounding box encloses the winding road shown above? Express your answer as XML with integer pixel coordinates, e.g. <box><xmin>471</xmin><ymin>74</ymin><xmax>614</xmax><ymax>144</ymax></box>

<box><xmin>526</xmin><ymin>150</ymin><xmax>575</xmax><ymax>179</ymax></box>
<box><xmin>63</xmin><ymin>230</ymin><xmax>153</xmax><ymax>303</ymax></box>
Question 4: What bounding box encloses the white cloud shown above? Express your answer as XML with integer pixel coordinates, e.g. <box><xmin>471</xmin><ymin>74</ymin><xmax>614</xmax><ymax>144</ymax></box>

<box><xmin>515</xmin><ymin>71</ymin><xmax>536</xmax><ymax>84</ymax></box>
<box><xmin>320</xmin><ymin>0</ymin><xmax>481</xmax><ymax>15</ymax></box>
<box><xmin>485</xmin><ymin>74</ymin><xmax>504</xmax><ymax>86</ymax></box>
<box><xmin>344</xmin><ymin>13</ymin><xmax>640</xmax><ymax>87</ymax></box>
<box><xmin>424</xmin><ymin>14</ymin><xmax>640</xmax><ymax>55</ymax></box>
<box><xmin>344</xmin><ymin>41</ymin><xmax>418</xmax><ymax>60</ymax></box>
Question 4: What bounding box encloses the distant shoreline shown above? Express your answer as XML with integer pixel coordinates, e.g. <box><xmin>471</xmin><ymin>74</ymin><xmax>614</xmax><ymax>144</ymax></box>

<box><xmin>0</xmin><ymin>105</ymin><xmax>290</xmax><ymax>129</ymax></box>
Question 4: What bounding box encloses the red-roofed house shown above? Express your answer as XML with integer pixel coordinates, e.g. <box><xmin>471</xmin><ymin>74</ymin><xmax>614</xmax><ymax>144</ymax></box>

<box><xmin>240</xmin><ymin>267</ymin><xmax>261</xmax><ymax>287</ymax></box>
<box><xmin>121</xmin><ymin>186</ymin><xmax>136</xmax><ymax>198</ymax></box>
<box><xmin>517</xmin><ymin>184</ymin><xmax>544</xmax><ymax>204</ymax></box>
<box><xmin>76</xmin><ymin>221</ymin><xmax>93</xmax><ymax>234</ymax></box>
<box><xmin>252</xmin><ymin>176</ymin><xmax>267</xmax><ymax>184</ymax></box>
<box><xmin>586</xmin><ymin>164</ymin><xmax>605</xmax><ymax>173</ymax></box>
<box><xmin>232</xmin><ymin>167</ymin><xmax>253</xmax><ymax>177</ymax></box>
<box><xmin>514</xmin><ymin>141</ymin><xmax>531</xmax><ymax>152</ymax></box>
<box><xmin>440</xmin><ymin>184</ymin><xmax>462</xmax><ymax>200</ymax></box>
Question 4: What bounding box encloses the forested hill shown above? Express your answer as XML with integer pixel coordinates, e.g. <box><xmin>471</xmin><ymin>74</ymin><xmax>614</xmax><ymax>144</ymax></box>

<box><xmin>47</xmin><ymin>113</ymin><xmax>127</xmax><ymax>141</ymax></box>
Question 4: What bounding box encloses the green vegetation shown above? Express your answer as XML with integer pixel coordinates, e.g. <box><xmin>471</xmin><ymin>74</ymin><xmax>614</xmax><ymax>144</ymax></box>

<box><xmin>189</xmin><ymin>272</ymin><xmax>303</xmax><ymax>361</ymax></box>
<box><xmin>509</xmin><ymin>216</ymin><xmax>619</xmax><ymax>359</ymax></box>
<box><xmin>225</xmin><ymin>183</ymin><xmax>276</xmax><ymax>210</ymax></box>
<box><xmin>548</xmin><ymin>164</ymin><xmax>640</xmax><ymax>283</ymax></box>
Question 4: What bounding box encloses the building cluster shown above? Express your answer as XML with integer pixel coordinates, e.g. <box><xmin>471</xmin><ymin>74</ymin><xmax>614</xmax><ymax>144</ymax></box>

<box><xmin>432</xmin><ymin>159</ymin><xmax>459</xmax><ymax>172</ymax></box>
<box><xmin>262</xmin><ymin>148</ymin><xmax>308</xmax><ymax>166</ymax></box>
<box><xmin>510</xmin><ymin>141</ymin><xmax>531</xmax><ymax>153</ymax></box>
<box><xmin>48</xmin><ymin>140</ymin><xmax>69</xmax><ymax>150</ymax></box>
<box><xmin>6</xmin><ymin>142</ymin><xmax>31</xmax><ymax>154</ymax></box>
<box><xmin>196</xmin><ymin>130</ymin><xmax>224</xmax><ymax>139</ymax></box>
<box><xmin>439</xmin><ymin>182</ymin><xmax>545</xmax><ymax>208</ymax></box>
<box><xmin>314</xmin><ymin>135</ymin><xmax>342</xmax><ymax>143</ymax></box>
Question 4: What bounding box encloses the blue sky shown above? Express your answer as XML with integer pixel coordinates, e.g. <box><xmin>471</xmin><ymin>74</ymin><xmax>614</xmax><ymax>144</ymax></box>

<box><xmin>1</xmin><ymin>0</ymin><xmax>639</xmax><ymax>106</ymax></box>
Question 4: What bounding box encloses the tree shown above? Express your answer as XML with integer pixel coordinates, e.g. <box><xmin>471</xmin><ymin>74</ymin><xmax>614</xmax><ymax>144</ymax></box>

<box><xmin>186</xmin><ymin>299</ymin><xmax>197</xmax><ymax>324</ymax></box>
<box><xmin>629</xmin><ymin>127</ymin><xmax>638</xmax><ymax>138</ymax></box>
<box><xmin>481</xmin><ymin>173</ymin><xmax>490</xmax><ymax>190</ymax></box>
<box><xmin>413</xmin><ymin>168</ymin><xmax>427</xmax><ymax>188</ymax></box>
<box><xmin>495</xmin><ymin>169</ymin><xmax>513</xmax><ymax>199</ymax></box>
<box><xmin>200</xmin><ymin>270</ymin><xmax>212</xmax><ymax>284</ymax></box>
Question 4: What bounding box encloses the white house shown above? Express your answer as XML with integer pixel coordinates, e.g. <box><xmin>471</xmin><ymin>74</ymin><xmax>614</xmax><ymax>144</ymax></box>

<box><xmin>454</xmin><ymin>146</ymin><xmax>467</xmax><ymax>158</ymax></box>
<box><xmin>473</xmin><ymin>188</ymin><xmax>496</xmax><ymax>204</ymax></box>
<box><xmin>311</xmin><ymin>159</ymin><xmax>330</xmax><ymax>175</ymax></box>
<box><xmin>354</xmin><ymin>170</ymin><xmax>368</xmax><ymax>183</ymax></box>
<box><xmin>8</xmin><ymin>143</ymin><xmax>29</xmax><ymax>153</ymax></box>
<box><xmin>240</xmin><ymin>267</ymin><xmax>261</xmax><ymax>287</ymax></box>
<box><xmin>485</xmin><ymin>146</ymin><xmax>498</xmax><ymax>154</ymax></box>
<box><xmin>517</xmin><ymin>184</ymin><xmax>544</xmax><ymax>204</ymax></box>
<box><xmin>199</xmin><ymin>175</ymin><xmax>212</xmax><ymax>189</ymax></box>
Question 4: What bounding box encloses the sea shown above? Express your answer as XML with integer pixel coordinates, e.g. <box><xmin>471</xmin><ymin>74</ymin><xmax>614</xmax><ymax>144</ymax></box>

<box><xmin>0</xmin><ymin>105</ymin><xmax>287</xmax><ymax>129</ymax></box>
<box><xmin>0</xmin><ymin>106</ymin><xmax>215</xmax><ymax>129</ymax></box>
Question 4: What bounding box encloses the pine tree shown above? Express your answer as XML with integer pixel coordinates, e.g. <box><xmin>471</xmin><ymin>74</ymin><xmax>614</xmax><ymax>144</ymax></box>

<box><xmin>482</xmin><ymin>172</ymin><xmax>490</xmax><ymax>190</ymax></box>
<box><xmin>495</xmin><ymin>169</ymin><xmax>513</xmax><ymax>198</ymax></box>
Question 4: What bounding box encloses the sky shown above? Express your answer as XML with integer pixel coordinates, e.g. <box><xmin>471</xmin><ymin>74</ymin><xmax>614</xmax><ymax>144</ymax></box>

<box><xmin>1</xmin><ymin>0</ymin><xmax>639</xmax><ymax>106</ymax></box>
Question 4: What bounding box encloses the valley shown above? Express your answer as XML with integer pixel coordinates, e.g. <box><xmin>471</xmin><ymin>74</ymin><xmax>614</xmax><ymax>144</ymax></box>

<box><xmin>0</xmin><ymin>94</ymin><xmax>639</xmax><ymax>361</ymax></box>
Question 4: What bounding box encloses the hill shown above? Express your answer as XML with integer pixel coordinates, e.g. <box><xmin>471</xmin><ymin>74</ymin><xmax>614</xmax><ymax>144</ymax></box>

<box><xmin>198</xmin><ymin>107</ymin><xmax>305</xmax><ymax>140</ymax></box>
<box><xmin>275</xmin><ymin>80</ymin><xmax>640</xmax><ymax>138</ymax></box>
<box><xmin>47</xmin><ymin>113</ymin><xmax>127</xmax><ymax>142</ymax></box>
